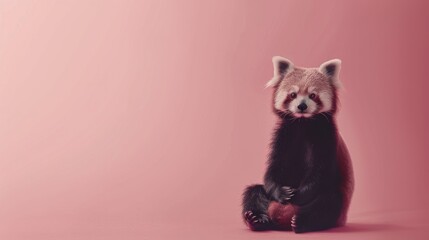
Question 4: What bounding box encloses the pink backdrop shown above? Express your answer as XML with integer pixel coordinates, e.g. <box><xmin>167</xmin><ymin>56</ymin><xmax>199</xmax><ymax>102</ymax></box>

<box><xmin>1</xmin><ymin>0</ymin><xmax>429</xmax><ymax>239</ymax></box>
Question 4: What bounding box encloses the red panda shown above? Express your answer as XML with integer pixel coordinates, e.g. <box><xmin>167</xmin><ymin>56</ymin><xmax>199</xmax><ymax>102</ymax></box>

<box><xmin>242</xmin><ymin>57</ymin><xmax>354</xmax><ymax>233</ymax></box>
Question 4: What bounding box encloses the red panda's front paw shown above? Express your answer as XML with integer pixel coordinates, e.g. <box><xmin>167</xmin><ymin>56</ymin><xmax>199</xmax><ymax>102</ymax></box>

<box><xmin>243</xmin><ymin>211</ymin><xmax>271</xmax><ymax>231</ymax></box>
<box><xmin>279</xmin><ymin>186</ymin><xmax>296</xmax><ymax>204</ymax></box>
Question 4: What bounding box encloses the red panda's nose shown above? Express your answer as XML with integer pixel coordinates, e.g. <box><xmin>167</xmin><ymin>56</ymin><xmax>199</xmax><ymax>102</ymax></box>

<box><xmin>297</xmin><ymin>103</ymin><xmax>308</xmax><ymax>111</ymax></box>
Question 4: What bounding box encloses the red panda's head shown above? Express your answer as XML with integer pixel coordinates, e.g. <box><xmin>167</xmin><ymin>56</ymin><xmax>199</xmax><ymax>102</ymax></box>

<box><xmin>266</xmin><ymin>56</ymin><xmax>342</xmax><ymax>119</ymax></box>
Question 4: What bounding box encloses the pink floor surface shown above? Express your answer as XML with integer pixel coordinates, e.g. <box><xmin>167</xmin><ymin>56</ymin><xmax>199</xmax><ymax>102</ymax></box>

<box><xmin>5</xmin><ymin>209</ymin><xmax>429</xmax><ymax>240</ymax></box>
<box><xmin>144</xmin><ymin>211</ymin><xmax>429</xmax><ymax>240</ymax></box>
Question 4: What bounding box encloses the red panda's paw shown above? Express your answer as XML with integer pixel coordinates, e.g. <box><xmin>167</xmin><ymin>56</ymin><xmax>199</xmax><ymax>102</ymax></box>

<box><xmin>291</xmin><ymin>214</ymin><xmax>308</xmax><ymax>233</ymax></box>
<box><xmin>291</xmin><ymin>215</ymin><xmax>297</xmax><ymax>228</ymax></box>
<box><xmin>243</xmin><ymin>211</ymin><xmax>271</xmax><ymax>231</ymax></box>
<box><xmin>279</xmin><ymin>186</ymin><xmax>296</xmax><ymax>204</ymax></box>
<box><xmin>291</xmin><ymin>213</ymin><xmax>334</xmax><ymax>233</ymax></box>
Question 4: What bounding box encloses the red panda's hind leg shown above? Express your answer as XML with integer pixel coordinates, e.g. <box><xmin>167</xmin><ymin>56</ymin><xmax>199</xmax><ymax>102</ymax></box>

<box><xmin>292</xmin><ymin>194</ymin><xmax>343</xmax><ymax>233</ymax></box>
<box><xmin>242</xmin><ymin>184</ymin><xmax>272</xmax><ymax>231</ymax></box>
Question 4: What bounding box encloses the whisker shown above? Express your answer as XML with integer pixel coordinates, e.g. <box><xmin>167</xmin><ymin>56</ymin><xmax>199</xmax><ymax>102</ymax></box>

<box><xmin>320</xmin><ymin>112</ymin><xmax>329</xmax><ymax>122</ymax></box>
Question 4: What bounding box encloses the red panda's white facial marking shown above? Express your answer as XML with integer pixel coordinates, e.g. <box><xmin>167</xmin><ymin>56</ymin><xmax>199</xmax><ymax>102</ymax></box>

<box><xmin>268</xmin><ymin>57</ymin><xmax>341</xmax><ymax>118</ymax></box>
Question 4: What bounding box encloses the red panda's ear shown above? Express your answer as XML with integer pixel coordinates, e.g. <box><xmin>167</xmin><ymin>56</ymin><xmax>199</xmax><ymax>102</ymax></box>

<box><xmin>319</xmin><ymin>59</ymin><xmax>342</xmax><ymax>89</ymax></box>
<box><xmin>266</xmin><ymin>56</ymin><xmax>294</xmax><ymax>88</ymax></box>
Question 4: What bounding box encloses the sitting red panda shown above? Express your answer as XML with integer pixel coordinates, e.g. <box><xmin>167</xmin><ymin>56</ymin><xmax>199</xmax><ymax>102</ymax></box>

<box><xmin>242</xmin><ymin>57</ymin><xmax>354</xmax><ymax>233</ymax></box>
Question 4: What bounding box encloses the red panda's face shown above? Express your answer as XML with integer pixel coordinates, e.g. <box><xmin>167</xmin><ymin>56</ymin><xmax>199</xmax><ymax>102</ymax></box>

<box><xmin>266</xmin><ymin>57</ymin><xmax>342</xmax><ymax>118</ymax></box>
<box><xmin>275</xmin><ymin>69</ymin><xmax>335</xmax><ymax>118</ymax></box>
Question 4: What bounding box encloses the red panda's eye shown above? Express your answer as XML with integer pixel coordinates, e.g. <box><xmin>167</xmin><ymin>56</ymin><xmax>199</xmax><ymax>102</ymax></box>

<box><xmin>290</xmin><ymin>92</ymin><xmax>297</xmax><ymax>99</ymax></box>
<box><xmin>309</xmin><ymin>93</ymin><xmax>316</xmax><ymax>99</ymax></box>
